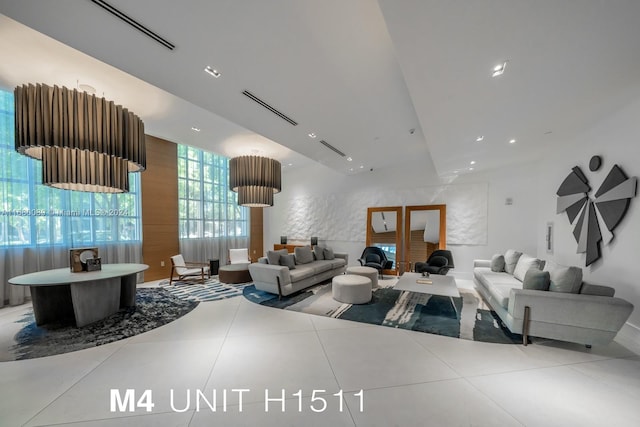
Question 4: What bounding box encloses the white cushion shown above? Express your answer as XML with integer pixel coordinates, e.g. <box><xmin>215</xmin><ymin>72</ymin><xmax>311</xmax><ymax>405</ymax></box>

<box><xmin>513</xmin><ymin>254</ymin><xmax>543</xmax><ymax>282</ymax></box>
<box><xmin>229</xmin><ymin>248</ymin><xmax>249</xmax><ymax>264</ymax></box>
<box><xmin>503</xmin><ymin>249</ymin><xmax>522</xmax><ymax>274</ymax></box>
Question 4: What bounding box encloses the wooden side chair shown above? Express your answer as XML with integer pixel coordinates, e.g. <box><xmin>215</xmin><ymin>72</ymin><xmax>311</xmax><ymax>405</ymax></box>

<box><xmin>169</xmin><ymin>254</ymin><xmax>210</xmax><ymax>284</ymax></box>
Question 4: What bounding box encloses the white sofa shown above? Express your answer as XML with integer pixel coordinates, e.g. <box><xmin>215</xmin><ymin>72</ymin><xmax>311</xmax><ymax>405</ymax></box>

<box><xmin>473</xmin><ymin>252</ymin><xmax>634</xmax><ymax>347</ymax></box>
<box><xmin>249</xmin><ymin>246</ymin><xmax>348</xmax><ymax>298</ymax></box>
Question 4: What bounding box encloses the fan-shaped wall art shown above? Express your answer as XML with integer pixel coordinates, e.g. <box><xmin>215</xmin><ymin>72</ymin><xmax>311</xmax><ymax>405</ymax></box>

<box><xmin>556</xmin><ymin>156</ymin><xmax>637</xmax><ymax>266</ymax></box>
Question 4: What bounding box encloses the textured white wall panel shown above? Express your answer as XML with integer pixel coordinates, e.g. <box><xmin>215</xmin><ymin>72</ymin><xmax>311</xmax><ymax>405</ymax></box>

<box><xmin>280</xmin><ymin>183</ymin><xmax>487</xmax><ymax>245</ymax></box>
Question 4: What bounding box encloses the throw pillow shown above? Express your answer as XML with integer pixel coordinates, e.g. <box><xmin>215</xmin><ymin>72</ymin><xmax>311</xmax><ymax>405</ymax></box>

<box><xmin>313</xmin><ymin>246</ymin><xmax>325</xmax><ymax>260</ymax></box>
<box><xmin>294</xmin><ymin>246</ymin><xmax>314</xmax><ymax>264</ymax></box>
<box><xmin>580</xmin><ymin>283</ymin><xmax>615</xmax><ymax>297</ymax></box>
<box><xmin>324</xmin><ymin>247</ymin><xmax>335</xmax><ymax>260</ymax></box>
<box><xmin>544</xmin><ymin>261</ymin><xmax>583</xmax><ymax>293</ymax></box>
<box><xmin>513</xmin><ymin>254</ymin><xmax>543</xmax><ymax>282</ymax></box>
<box><xmin>522</xmin><ymin>269</ymin><xmax>550</xmax><ymax>291</ymax></box>
<box><xmin>490</xmin><ymin>254</ymin><xmax>505</xmax><ymax>272</ymax></box>
<box><xmin>267</xmin><ymin>249</ymin><xmax>288</xmax><ymax>265</ymax></box>
<box><xmin>503</xmin><ymin>249</ymin><xmax>523</xmax><ymax>275</ymax></box>
<box><xmin>279</xmin><ymin>254</ymin><xmax>296</xmax><ymax>270</ymax></box>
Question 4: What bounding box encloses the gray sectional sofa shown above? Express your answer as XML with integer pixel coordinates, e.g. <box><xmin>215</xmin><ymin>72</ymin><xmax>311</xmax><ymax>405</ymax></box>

<box><xmin>248</xmin><ymin>246</ymin><xmax>348</xmax><ymax>298</ymax></box>
<box><xmin>473</xmin><ymin>250</ymin><xmax>634</xmax><ymax>346</ymax></box>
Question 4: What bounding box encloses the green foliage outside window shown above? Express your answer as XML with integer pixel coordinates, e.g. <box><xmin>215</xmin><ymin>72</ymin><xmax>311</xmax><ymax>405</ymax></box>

<box><xmin>0</xmin><ymin>90</ymin><xmax>141</xmax><ymax>247</ymax></box>
<box><xmin>177</xmin><ymin>145</ymin><xmax>248</xmax><ymax>238</ymax></box>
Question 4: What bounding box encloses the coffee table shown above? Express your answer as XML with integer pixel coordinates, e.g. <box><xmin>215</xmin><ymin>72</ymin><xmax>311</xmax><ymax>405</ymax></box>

<box><xmin>393</xmin><ymin>272</ymin><xmax>460</xmax><ymax>298</ymax></box>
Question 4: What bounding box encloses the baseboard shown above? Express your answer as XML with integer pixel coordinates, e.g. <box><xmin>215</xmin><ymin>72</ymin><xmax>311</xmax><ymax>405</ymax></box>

<box><xmin>615</xmin><ymin>322</ymin><xmax>640</xmax><ymax>355</ymax></box>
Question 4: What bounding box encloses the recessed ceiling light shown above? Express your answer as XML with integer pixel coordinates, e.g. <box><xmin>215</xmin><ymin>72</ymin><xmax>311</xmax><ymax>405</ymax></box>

<box><xmin>359</xmin><ymin>165</ymin><xmax>364</xmax><ymax>169</ymax></box>
<box><xmin>349</xmin><ymin>168</ymin><xmax>354</xmax><ymax>172</ymax></box>
<box><xmin>191</xmin><ymin>127</ymin><xmax>201</xmax><ymax>132</ymax></box>
<box><xmin>469</xmin><ymin>167</ymin><xmax>474</xmax><ymax>171</ymax></box>
<box><xmin>347</xmin><ymin>157</ymin><xmax>353</xmax><ymax>162</ymax></box>
<box><xmin>476</xmin><ymin>136</ymin><xmax>484</xmax><ymax>142</ymax></box>
<box><xmin>492</xmin><ymin>61</ymin><xmax>507</xmax><ymax>77</ymax></box>
<box><xmin>509</xmin><ymin>139</ymin><xmax>516</xmax><ymax>144</ymax></box>
<box><xmin>288</xmin><ymin>163</ymin><xmax>293</xmax><ymax>166</ymax></box>
<box><xmin>470</xmin><ymin>160</ymin><xmax>476</xmax><ymax>165</ymax></box>
<box><xmin>308</xmin><ymin>132</ymin><xmax>317</xmax><ymax>138</ymax></box>
<box><xmin>204</xmin><ymin>66</ymin><xmax>221</xmax><ymax>78</ymax></box>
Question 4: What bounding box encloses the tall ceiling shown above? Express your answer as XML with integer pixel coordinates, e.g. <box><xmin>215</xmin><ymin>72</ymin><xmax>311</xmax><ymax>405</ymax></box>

<box><xmin>1</xmin><ymin>0</ymin><xmax>639</xmax><ymax>177</ymax></box>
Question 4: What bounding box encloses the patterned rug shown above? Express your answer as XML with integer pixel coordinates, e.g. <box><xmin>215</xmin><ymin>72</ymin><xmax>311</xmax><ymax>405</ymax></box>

<box><xmin>159</xmin><ymin>277</ymin><xmax>251</xmax><ymax>301</ymax></box>
<box><xmin>2</xmin><ymin>288</ymin><xmax>198</xmax><ymax>361</ymax></box>
<box><xmin>243</xmin><ymin>279</ymin><xmax>522</xmax><ymax>344</ymax></box>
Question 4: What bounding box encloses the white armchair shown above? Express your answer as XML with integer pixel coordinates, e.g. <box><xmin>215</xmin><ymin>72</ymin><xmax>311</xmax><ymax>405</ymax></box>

<box><xmin>229</xmin><ymin>248</ymin><xmax>251</xmax><ymax>265</ymax></box>
<box><xmin>170</xmin><ymin>254</ymin><xmax>210</xmax><ymax>284</ymax></box>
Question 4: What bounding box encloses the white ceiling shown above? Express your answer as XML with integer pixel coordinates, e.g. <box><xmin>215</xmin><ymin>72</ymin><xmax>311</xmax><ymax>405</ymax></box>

<box><xmin>1</xmin><ymin>0</ymin><xmax>639</xmax><ymax>177</ymax></box>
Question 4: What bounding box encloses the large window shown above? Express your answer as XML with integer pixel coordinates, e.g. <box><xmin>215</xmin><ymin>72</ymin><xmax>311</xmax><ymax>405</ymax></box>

<box><xmin>0</xmin><ymin>90</ymin><xmax>141</xmax><ymax>247</ymax></box>
<box><xmin>177</xmin><ymin>145</ymin><xmax>248</xmax><ymax>239</ymax></box>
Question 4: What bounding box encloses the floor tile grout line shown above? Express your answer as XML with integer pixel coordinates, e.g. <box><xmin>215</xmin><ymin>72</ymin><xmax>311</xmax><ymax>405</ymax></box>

<box><xmin>461</xmin><ymin>376</ymin><xmax>527</xmax><ymax>427</ymax></box>
<box><xmin>564</xmin><ymin>359</ymin><xmax>640</xmax><ymax>398</ymax></box>
<box><xmin>312</xmin><ymin>319</ymin><xmax>358</xmax><ymax>426</ymax></box>
<box><xmin>25</xmin><ymin>408</ymin><xmax>189</xmax><ymax>427</ymax></box>
<box><xmin>20</xmin><ymin>340</ymin><xmax>129</xmax><ymax>427</ymax></box>
<box><xmin>187</xmin><ymin>295</ymin><xmax>245</xmax><ymax>427</ymax></box>
<box><xmin>400</xmin><ymin>328</ymin><xmax>468</xmax><ymax>380</ymax></box>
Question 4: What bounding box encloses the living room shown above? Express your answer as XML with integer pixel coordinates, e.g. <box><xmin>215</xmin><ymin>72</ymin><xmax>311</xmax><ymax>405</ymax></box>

<box><xmin>1</xmin><ymin>1</ymin><xmax>640</xmax><ymax>426</ymax></box>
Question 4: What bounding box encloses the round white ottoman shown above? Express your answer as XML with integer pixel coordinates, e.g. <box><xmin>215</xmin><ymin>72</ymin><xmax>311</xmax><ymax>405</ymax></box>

<box><xmin>332</xmin><ymin>274</ymin><xmax>372</xmax><ymax>304</ymax></box>
<box><xmin>346</xmin><ymin>266</ymin><xmax>379</xmax><ymax>288</ymax></box>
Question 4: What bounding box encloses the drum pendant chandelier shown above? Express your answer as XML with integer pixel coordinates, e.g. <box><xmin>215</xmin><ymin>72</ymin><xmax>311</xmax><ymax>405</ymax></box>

<box><xmin>14</xmin><ymin>83</ymin><xmax>146</xmax><ymax>193</ymax></box>
<box><xmin>229</xmin><ymin>155</ymin><xmax>281</xmax><ymax>207</ymax></box>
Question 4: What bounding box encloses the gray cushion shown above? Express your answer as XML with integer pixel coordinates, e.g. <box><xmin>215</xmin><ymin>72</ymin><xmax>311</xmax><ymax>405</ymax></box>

<box><xmin>513</xmin><ymin>254</ymin><xmax>543</xmax><ymax>282</ymax></box>
<box><xmin>490</xmin><ymin>254</ymin><xmax>505</xmax><ymax>272</ymax></box>
<box><xmin>503</xmin><ymin>249</ymin><xmax>522</xmax><ymax>275</ymax></box>
<box><xmin>313</xmin><ymin>246</ymin><xmax>325</xmax><ymax>260</ymax></box>
<box><xmin>289</xmin><ymin>265</ymin><xmax>316</xmax><ymax>282</ymax></box>
<box><xmin>324</xmin><ymin>247</ymin><xmax>335</xmax><ymax>260</ymax></box>
<box><xmin>279</xmin><ymin>254</ymin><xmax>296</xmax><ymax>270</ymax></box>
<box><xmin>294</xmin><ymin>246</ymin><xmax>314</xmax><ymax>264</ymax></box>
<box><xmin>267</xmin><ymin>249</ymin><xmax>288</xmax><ymax>265</ymax></box>
<box><xmin>544</xmin><ymin>261</ymin><xmax>583</xmax><ymax>293</ymax></box>
<box><xmin>580</xmin><ymin>283</ymin><xmax>615</xmax><ymax>297</ymax></box>
<box><xmin>522</xmin><ymin>269</ymin><xmax>550</xmax><ymax>291</ymax></box>
<box><xmin>312</xmin><ymin>260</ymin><xmax>333</xmax><ymax>274</ymax></box>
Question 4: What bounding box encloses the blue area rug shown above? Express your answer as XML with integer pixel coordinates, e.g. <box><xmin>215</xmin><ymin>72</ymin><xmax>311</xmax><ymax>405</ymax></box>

<box><xmin>160</xmin><ymin>277</ymin><xmax>251</xmax><ymax>301</ymax></box>
<box><xmin>243</xmin><ymin>280</ymin><xmax>522</xmax><ymax>344</ymax></box>
<box><xmin>4</xmin><ymin>288</ymin><xmax>198</xmax><ymax>361</ymax></box>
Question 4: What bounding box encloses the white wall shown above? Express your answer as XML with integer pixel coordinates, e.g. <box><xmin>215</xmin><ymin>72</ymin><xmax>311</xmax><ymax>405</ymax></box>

<box><xmin>535</xmin><ymin>97</ymin><xmax>640</xmax><ymax>329</ymax></box>
<box><xmin>264</xmin><ymin>155</ymin><xmax>540</xmax><ymax>279</ymax></box>
<box><xmin>264</xmin><ymin>96</ymin><xmax>640</xmax><ymax>337</ymax></box>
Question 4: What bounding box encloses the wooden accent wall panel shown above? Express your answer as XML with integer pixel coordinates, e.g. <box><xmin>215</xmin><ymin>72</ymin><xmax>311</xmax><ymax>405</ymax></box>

<box><xmin>249</xmin><ymin>207</ymin><xmax>264</xmax><ymax>262</ymax></box>
<box><xmin>273</xmin><ymin>244</ymin><xmax>308</xmax><ymax>253</ymax></box>
<box><xmin>141</xmin><ymin>135</ymin><xmax>179</xmax><ymax>281</ymax></box>
<box><xmin>370</xmin><ymin>230</ymin><xmax>396</xmax><ymax>244</ymax></box>
<box><xmin>409</xmin><ymin>229</ymin><xmax>428</xmax><ymax>266</ymax></box>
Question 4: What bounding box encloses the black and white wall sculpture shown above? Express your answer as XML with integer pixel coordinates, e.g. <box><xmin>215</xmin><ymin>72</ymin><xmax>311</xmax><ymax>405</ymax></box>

<box><xmin>556</xmin><ymin>156</ymin><xmax>637</xmax><ymax>266</ymax></box>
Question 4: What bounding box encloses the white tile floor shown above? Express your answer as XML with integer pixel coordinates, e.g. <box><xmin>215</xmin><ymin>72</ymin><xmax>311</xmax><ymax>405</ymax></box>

<box><xmin>1</xmin><ymin>279</ymin><xmax>639</xmax><ymax>427</ymax></box>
